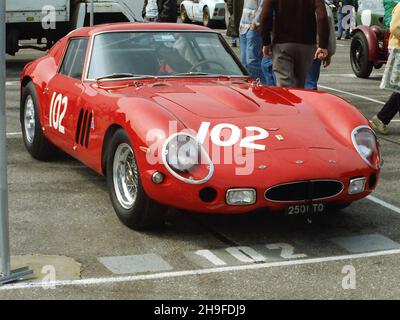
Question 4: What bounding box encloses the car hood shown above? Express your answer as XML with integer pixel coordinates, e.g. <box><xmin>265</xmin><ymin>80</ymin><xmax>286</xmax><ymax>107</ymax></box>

<box><xmin>109</xmin><ymin>79</ymin><xmax>355</xmax><ymax>152</ymax></box>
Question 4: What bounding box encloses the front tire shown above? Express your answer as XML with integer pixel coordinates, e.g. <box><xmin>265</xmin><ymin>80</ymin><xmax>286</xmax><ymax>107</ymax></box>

<box><xmin>351</xmin><ymin>32</ymin><xmax>374</xmax><ymax>78</ymax></box>
<box><xmin>20</xmin><ymin>81</ymin><xmax>57</xmax><ymax>160</ymax></box>
<box><xmin>106</xmin><ymin>129</ymin><xmax>166</xmax><ymax>230</ymax></box>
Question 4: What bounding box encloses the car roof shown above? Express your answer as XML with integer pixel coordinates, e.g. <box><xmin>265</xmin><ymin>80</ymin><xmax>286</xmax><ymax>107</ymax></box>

<box><xmin>67</xmin><ymin>22</ymin><xmax>213</xmax><ymax>38</ymax></box>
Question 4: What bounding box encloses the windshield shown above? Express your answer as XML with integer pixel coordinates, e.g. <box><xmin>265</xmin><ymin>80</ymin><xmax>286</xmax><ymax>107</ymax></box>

<box><xmin>87</xmin><ymin>31</ymin><xmax>246</xmax><ymax>80</ymax></box>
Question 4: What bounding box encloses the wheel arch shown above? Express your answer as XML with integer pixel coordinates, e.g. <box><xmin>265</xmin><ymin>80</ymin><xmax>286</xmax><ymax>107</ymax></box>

<box><xmin>101</xmin><ymin>124</ymin><xmax>124</xmax><ymax>176</ymax></box>
<box><xmin>20</xmin><ymin>76</ymin><xmax>35</xmax><ymax>124</ymax></box>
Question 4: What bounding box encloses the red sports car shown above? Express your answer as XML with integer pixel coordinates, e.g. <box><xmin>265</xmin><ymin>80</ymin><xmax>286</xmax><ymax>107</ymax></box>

<box><xmin>20</xmin><ymin>23</ymin><xmax>382</xmax><ymax>230</ymax></box>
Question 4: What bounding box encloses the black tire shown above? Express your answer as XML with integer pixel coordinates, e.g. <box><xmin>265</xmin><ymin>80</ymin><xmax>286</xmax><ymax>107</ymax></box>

<box><xmin>106</xmin><ymin>129</ymin><xmax>166</xmax><ymax>230</ymax></box>
<box><xmin>20</xmin><ymin>81</ymin><xmax>57</xmax><ymax>160</ymax></box>
<box><xmin>180</xmin><ymin>6</ymin><xmax>191</xmax><ymax>23</ymax></box>
<box><xmin>350</xmin><ymin>32</ymin><xmax>374</xmax><ymax>78</ymax></box>
<box><xmin>203</xmin><ymin>7</ymin><xmax>216</xmax><ymax>28</ymax></box>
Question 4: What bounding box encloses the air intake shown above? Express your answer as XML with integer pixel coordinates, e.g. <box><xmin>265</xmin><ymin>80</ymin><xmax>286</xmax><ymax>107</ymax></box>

<box><xmin>265</xmin><ymin>180</ymin><xmax>344</xmax><ymax>202</ymax></box>
<box><xmin>75</xmin><ymin>108</ymin><xmax>93</xmax><ymax>148</ymax></box>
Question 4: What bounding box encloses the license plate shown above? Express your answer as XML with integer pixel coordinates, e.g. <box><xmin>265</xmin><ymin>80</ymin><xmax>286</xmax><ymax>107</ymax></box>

<box><xmin>286</xmin><ymin>203</ymin><xmax>325</xmax><ymax>216</ymax></box>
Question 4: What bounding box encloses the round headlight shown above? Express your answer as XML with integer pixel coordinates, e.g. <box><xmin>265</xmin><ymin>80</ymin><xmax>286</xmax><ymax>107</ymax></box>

<box><xmin>162</xmin><ymin>133</ymin><xmax>214</xmax><ymax>184</ymax></box>
<box><xmin>164</xmin><ymin>134</ymin><xmax>200</xmax><ymax>172</ymax></box>
<box><xmin>351</xmin><ymin>126</ymin><xmax>382</xmax><ymax>170</ymax></box>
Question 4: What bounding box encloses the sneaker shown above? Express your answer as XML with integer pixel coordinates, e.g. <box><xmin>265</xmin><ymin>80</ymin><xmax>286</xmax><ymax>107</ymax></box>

<box><xmin>370</xmin><ymin>115</ymin><xmax>389</xmax><ymax>135</ymax></box>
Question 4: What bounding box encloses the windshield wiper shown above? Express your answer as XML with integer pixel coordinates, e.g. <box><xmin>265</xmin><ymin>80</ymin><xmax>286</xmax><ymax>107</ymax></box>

<box><xmin>173</xmin><ymin>72</ymin><xmax>211</xmax><ymax>77</ymax></box>
<box><xmin>96</xmin><ymin>73</ymin><xmax>136</xmax><ymax>81</ymax></box>
<box><xmin>96</xmin><ymin>73</ymin><xmax>159</xmax><ymax>82</ymax></box>
<box><xmin>172</xmin><ymin>72</ymin><xmax>233</xmax><ymax>79</ymax></box>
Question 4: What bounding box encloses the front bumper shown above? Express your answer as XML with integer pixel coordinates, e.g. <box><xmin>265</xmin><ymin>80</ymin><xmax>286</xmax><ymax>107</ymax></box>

<box><xmin>141</xmin><ymin>166</ymin><xmax>379</xmax><ymax>214</ymax></box>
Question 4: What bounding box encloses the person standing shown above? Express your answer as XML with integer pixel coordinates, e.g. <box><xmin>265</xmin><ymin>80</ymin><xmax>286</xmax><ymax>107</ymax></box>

<box><xmin>371</xmin><ymin>3</ymin><xmax>400</xmax><ymax>134</ymax></box>
<box><xmin>142</xmin><ymin>0</ymin><xmax>177</xmax><ymax>23</ymax></box>
<box><xmin>225</xmin><ymin>0</ymin><xmax>244</xmax><ymax>47</ymax></box>
<box><xmin>260</xmin><ymin>0</ymin><xmax>330</xmax><ymax>88</ymax></box>
<box><xmin>239</xmin><ymin>0</ymin><xmax>273</xmax><ymax>85</ymax></box>
<box><xmin>305</xmin><ymin>1</ymin><xmax>337</xmax><ymax>90</ymax></box>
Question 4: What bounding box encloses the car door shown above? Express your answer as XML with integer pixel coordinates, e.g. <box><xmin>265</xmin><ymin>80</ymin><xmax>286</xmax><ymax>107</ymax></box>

<box><xmin>44</xmin><ymin>38</ymin><xmax>89</xmax><ymax>152</ymax></box>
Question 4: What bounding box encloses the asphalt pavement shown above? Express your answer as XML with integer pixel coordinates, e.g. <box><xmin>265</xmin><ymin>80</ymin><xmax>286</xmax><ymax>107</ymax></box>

<box><xmin>1</xmin><ymin>33</ymin><xmax>400</xmax><ymax>300</ymax></box>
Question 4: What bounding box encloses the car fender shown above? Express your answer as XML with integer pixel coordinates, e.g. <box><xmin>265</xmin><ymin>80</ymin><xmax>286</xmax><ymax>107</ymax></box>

<box><xmin>20</xmin><ymin>38</ymin><xmax>67</xmax><ymax>127</ymax></box>
<box><xmin>181</xmin><ymin>1</ymin><xmax>194</xmax><ymax>19</ymax></box>
<box><xmin>101</xmin><ymin>97</ymin><xmax>187</xmax><ymax>193</ymax></box>
<box><xmin>291</xmin><ymin>89</ymin><xmax>370</xmax><ymax>146</ymax></box>
<box><xmin>352</xmin><ymin>25</ymin><xmax>380</xmax><ymax>61</ymax></box>
<box><xmin>203</xmin><ymin>1</ymin><xmax>216</xmax><ymax>17</ymax></box>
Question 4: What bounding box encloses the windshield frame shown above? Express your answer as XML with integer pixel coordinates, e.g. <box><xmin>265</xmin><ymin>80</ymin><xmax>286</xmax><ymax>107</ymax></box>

<box><xmin>84</xmin><ymin>29</ymin><xmax>249</xmax><ymax>82</ymax></box>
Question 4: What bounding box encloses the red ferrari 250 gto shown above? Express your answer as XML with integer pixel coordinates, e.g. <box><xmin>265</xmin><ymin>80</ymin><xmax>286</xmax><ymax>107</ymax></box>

<box><xmin>20</xmin><ymin>23</ymin><xmax>382</xmax><ymax>230</ymax></box>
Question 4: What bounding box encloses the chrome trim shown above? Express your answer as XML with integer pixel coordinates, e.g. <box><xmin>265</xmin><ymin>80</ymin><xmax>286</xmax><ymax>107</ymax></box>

<box><xmin>264</xmin><ymin>179</ymin><xmax>345</xmax><ymax>203</ymax></box>
<box><xmin>351</xmin><ymin>125</ymin><xmax>382</xmax><ymax>170</ymax></box>
<box><xmin>161</xmin><ymin>133</ymin><xmax>214</xmax><ymax>185</ymax></box>
<box><xmin>226</xmin><ymin>188</ymin><xmax>257</xmax><ymax>206</ymax></box>
<box><xmin>348</xmin><ymin>177</ymin><xmax>367</xmax><ymax>195</ymax></box>
<box><xmin>94</xmin><ymin>75</ymin><xmax>248</xmax><ymax>83</ymax></box>
<box><xmin>83</xmin><ymin>29</ymin><xmax>244</xmax><ymax>82</ymax></box>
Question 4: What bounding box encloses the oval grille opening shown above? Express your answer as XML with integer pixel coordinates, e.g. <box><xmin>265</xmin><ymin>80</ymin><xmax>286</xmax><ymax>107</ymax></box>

<box><xmin>265</xmin><ymin>180</ymin><xmax>343</xmax><ymax>202</ymax></box>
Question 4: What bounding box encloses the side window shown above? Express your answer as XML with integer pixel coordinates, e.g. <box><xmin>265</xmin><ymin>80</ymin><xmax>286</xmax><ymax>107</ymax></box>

<box><xmin>59</xmin><ymin>38</ymin><xmax>89</xmax><ymax>80</ymax></box>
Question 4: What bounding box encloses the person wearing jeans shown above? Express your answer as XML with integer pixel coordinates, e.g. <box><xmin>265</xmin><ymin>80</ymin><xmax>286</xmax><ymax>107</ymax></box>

<box><xmin>305</xmin><ymin>1</ymin><xmax>336</xmax><ymax>90</ymax></box>
<box><xmin>240</xmin><ymin>28</ymin><xmax>266</xmax><ymax>84</ymax></box>
<box><xmin>240</xmin><ymin>0</ymin><xmax>274</xmax><ymax>85</ymax></box>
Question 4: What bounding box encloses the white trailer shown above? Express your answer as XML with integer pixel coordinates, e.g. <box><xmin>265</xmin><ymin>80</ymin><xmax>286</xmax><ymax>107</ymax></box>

<box><xmin>6</xmin><ymin>0</ymin><xmax>142</xmax><ymax>55</ymax></box>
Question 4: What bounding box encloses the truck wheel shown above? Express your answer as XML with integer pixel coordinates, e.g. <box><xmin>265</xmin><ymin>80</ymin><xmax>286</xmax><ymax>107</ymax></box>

<box><xmin>106</xmin><ymin>129</ymin><xmax>166</xmax><ymax>230</ymax></box>
<box><xmin>180</xmin><ymin>6</ymin><xmax>191</xmax><ymax>23</ymax></box>
<box><xmin>6</xmin><ymin>29</ymin><xmax>19</xmax><ymax>56</ymax></box>
<box><xmin>350</xmin><ymin>32</ymin><xmax>374</xmax><ymax>78</ymax></box>
<box><xmin>21</xmin><ymin>82</ymin><xmax>57</xmax><ymax>160</ymax></box>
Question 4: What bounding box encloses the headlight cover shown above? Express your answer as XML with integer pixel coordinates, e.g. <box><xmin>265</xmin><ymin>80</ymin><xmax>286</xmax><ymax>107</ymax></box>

<box><xmin>162</xmin><ymin>133</ymin><xmax>214</xmax><ymax>184</ymax></box>
<box><xmin>351</xmin><ymin>126</ymin><xmax>382</xmax><ymax>170</ymax></box>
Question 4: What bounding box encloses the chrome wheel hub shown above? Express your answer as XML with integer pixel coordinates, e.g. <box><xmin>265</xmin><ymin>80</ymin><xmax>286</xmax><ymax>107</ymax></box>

<box><xmin>24</xmin><ymin>96</ymin><xmax>35</xmax><ymax>144</ymax></box>
<box><xmin>113</xmin><ymin>143</ymin><xmax>138</xmax><ymax>210</ymax></box>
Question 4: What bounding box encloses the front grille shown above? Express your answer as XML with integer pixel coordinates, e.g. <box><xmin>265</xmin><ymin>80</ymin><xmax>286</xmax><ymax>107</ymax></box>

<box><xmin>265</xmin><ymin>180</ymin><xmax>344</xmax><ymax>202</ymax></box>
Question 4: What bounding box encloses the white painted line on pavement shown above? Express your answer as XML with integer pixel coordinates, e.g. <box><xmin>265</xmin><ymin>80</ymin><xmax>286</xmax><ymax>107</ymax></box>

<box><xmin>368</xmin><ymin>195</ymin><xmax>400</xmax><ymax>215</ymax></box>
<box><xmin>6</xmin><ymin>81</ymin><xmax>19</xmax><ymax>86</ymax></box>
<box><xmin>6</xmin><ymin>132</ymin><xmax>22</xmax><ymax>138</ymax></box>
<box><xmin>319</xmin><ymin>85</ymin><xmax>385</xmax><ymax>105</ymax></box>
<box><xmin>2</xmin><ymin>248</ymin><xmax>400</xmax><ymax>290</ymax></box>
<box><xmin>320</xmin><ymin>73</ymin><xmax>383</xmax><ymax>78</ymax></box>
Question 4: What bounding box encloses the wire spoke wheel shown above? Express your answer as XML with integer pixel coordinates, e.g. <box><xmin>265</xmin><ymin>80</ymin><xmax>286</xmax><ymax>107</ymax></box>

<box><xmin>113</xmin><ymin>143</ymin><xmax>138</xmax><ymax>210</ymax></box>
<box><xmin>24</xmin><ymin>95</ymin><xmax>35</xmax><ymax>145</ymax></box>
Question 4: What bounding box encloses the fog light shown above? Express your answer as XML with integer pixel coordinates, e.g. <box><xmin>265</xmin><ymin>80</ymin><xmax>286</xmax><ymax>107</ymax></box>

<box><xmin>226</xmin><ymin>189</ymin><xmax>256</xmax><ymax>206</ymax></box>
<box><xmin>152</xmin><ymin>172</ymin><xmax>164</xmax><ymax>184</ymax></box>
<box><xmin>348</xmin><ymin>178</ymin><xmax>366</xmax><ymax>195</ymax></box>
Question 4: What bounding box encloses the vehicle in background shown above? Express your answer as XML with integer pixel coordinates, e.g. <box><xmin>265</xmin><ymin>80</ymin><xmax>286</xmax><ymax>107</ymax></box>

<box><xmin>180</xmin><ymin>0</ymin><xmax>226</xmax><ymax>28</ymax></box>
<box><xmin>6</xmin><ymin>0</ymin><xmax>141</xmax><ymax>55</ymax></box>
<box><xmin>350</xmin><ymin>0</ymin><xmax>389</xmax><ymax>78</ymax></box>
